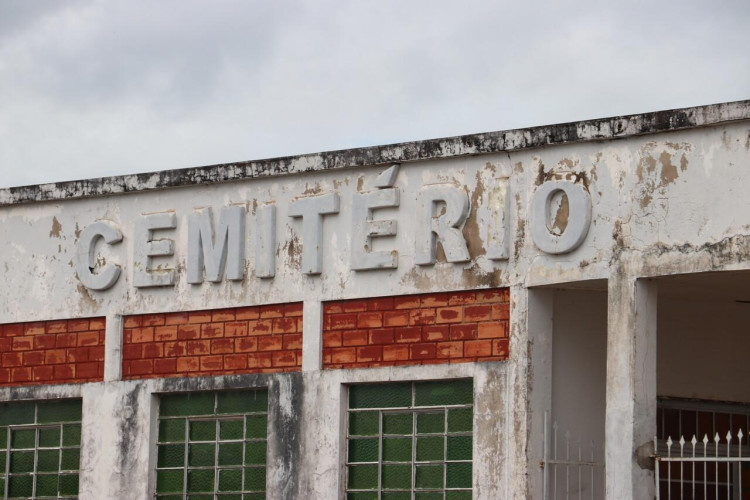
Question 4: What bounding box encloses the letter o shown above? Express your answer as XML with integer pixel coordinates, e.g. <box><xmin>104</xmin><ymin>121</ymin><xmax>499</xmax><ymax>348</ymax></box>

<box><xmin>530</xmin><ymin>181</ymin><xmax>592</xmax><ymax>254</ymax></box>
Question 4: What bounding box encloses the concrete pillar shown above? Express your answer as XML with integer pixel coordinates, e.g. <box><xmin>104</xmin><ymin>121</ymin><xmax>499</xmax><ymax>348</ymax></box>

<box><xmin>605</xmin><ymin>277</ymin><xmax>657</xmax><ymax>499</ymax></box>
<box><xmin>302</xmin><ymin>301</ymin><xmax>322</xmax><ymax>371</ymax></box>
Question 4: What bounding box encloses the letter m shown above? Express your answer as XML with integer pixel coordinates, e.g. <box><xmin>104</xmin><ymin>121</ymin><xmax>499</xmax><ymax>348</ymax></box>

<box><xmin>187</xmin><ymin>206</ymin><xmax>246</xmax><ymax>283</ymax></box>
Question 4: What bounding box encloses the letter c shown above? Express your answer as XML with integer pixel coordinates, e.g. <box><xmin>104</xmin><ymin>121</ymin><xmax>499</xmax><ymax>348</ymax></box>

<box><xmin>76</xmin><ymin>221</ymin><xmax>123</xmax><ymax>290</ymax></box>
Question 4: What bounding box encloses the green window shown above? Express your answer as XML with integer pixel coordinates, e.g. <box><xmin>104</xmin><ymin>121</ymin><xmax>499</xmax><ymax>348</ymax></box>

<box><xmin>155</xmin><ymin>390</ymin><xmax>268</xmax><ymax>500</ymax></box>
<box><xmin>0</xmin><ymin>399</ymin><xmax>83</xmax><ymax>499</ymax></box>
<box><xmin>347</xmin><ymin>380</ymin><xmax>473</xmax><ymax>500</ymax></box>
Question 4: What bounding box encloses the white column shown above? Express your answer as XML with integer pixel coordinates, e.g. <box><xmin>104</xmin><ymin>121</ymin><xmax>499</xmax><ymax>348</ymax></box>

<box><xmin>302</xmin><ymin>301</ymin><xmax>322</xmax><ymax>371</ymax></box>
<box><xmin>103</xmin><ymin>314</ymin><xmax>123</xmax><ymax>382</ymax></box>
<box><xmin>605</xmin><ymin>277</ymin><xmax>657</xmax><ymax>499</ymax></box>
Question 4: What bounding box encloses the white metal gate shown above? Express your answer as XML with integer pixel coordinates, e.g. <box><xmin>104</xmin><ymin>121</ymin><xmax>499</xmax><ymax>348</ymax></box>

<box><xmin>541</xmin><ymin>412</ymin><xmax>605</xmax><ymax>500</ymax></box>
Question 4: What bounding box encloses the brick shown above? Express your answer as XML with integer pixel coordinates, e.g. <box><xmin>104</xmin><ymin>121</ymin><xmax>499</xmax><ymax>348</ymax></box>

<box><xmin>322</xmin><ymin>350</ymin><xmax>332</xmax><ymax>365</ymax></box>
<box><xmin>56</xmin><ymin>333</ymin><xmax>77</xmax><ymax>348</ymax></box>
<box><xmin>476</xmin><ymin>289</ymin><xmax>504</xmax><ymax>303</ymax></box>
<box><xmin>89</xmin><ymin>318</ymin><xmax>106</xmax><ymax>330</ymax></box>
<box><xmin>249</xmin><ymin>320</ymin><xmax>273</xmax><ymax>335</ymax></box>
<box><xmin>383</xmin><ymin>311</ymin><xmax>409</xmax><ymax>327</ymax></box>
<box><xmin>1</xmin><ymin>324</ymin><xmax>22</xmax><ymax>337</ymax></box>
<box><xmin>284</xmin><ymin>303</ymin><xmax>304</xmax><ymax>317</ymax></box>
<box><xmin>436</xmin><ymin>307</ymin><xmax>463</xmax><ymax>324</ymax></box>
<box><xmin>463</xmin><ymin>305</ymin><xmax>492</xmax><ymax>322</ymax></box>
<box><xmin>123</xmin><ymin>344</ymin><xmax>143</xmax><ymax>360</ymax></box>
<box><xmin>464</xmin><ymin>340</ymin><xmax>492</xmax><ymax>357</ymax></box>
<box><xmin>478</xmin><ymin>322</ymin><xmax>506</xmax><ymax>339</ymax></box>
<box><xmin>342</xmin><ymin>300</ymin><xmax>368</xmax><ymax>313</ymax></box>
<box><xmin>342</xmin><ymin>330</ymin><xmax>368</xmax><ymax>347</ymax></box>
<box><xmin>88</xmin><ymin>346</ymin><xmax>105</xmax><ymax>362</ymax></box>
<box><xmin>330</xmin><ymin>347</ymin><xmax>356</xmax><ymax>364</ymax></box>
<box><xmin>235</xmin><ymin>306</ymin><xmax>260</xmax><ymax>320</ymax></box>
<box><xmin>32</xmin><ymin>365</ymin><xmax>54</xmax><ymax>381</ymax></box>
<box><xmin>130</xmin><ymin>328</ymin><xmax>154</xmax><ymax>344</ymax></box>
<box><xmin>258</xmin><ymin>336</ymin><xmax>283</xmax><ymax>351</ymax></box>
<box><xmin>24</xmin><ymin>322</ymin><xmax>46</xmax><ymax>335</ymax></box>
<box><xmin>492</xmin><ymin>338</ymin><xmax>510</xmax><ymax>357</ymax></box>
<box><xmin>447</xmin><ymin>291</ymin><xmax>476</xmax><ymax>305</ymax></box>
<box><xmin>272</xmin><ymin>351</ymin><xmax>297</xmax><ymax>367</ymax></box>
<box><xmin>211</xmin><ymin>309</ymin><xmax>235</xmax><ymax>322</ymax></box>
<box><xmin>154</xmin><ymin>326</ymin><xmax>178</xmax><ymax>342</ymax></box>
<box><xmin>54</xmin><ymin>364</ymin><xmax>75</xmax><ymax>380</ymax></box>
<box><xmin>357</xmin><ymin>346</ymin><xmax>382</xmax><ymax>363</ymax></box>
<box><xmin>188</xmin><ymin>311</ymin><xmax>212</xmax><ymax>324</ymax></box>
<box><xmin>0</xmin><ymin>368</ymin><xmax>9</xmax><ymax>383</ymax></box>
<box><xmin>200</xmin><ymin>355</ymin><xmax>223</xmax><ymax>371</ymax></box>
<box><xmin>46</xmin><ymin>320</ymin><xmax>69</xmax><ymax>333</ymax></box>
<box><xmin>154</xmin><ymin>358</ymin><xmax>177</xmax><ymax>374</ymax></box>
<box><xmin>211</xmin><ymin>338</ymin><xmax>234</xmax><ymax>354</ymax></box>
<box><xmin>129</xmin><ymin>359</ymin><xmax>153</xmax><ymax>375</ymax></box>
<box><xmin>11</xmin><ymin>336</ymin><xmax>32</xmax><ymax>351</ymax></box>
<box><xmin>330</xmin><ymin>314</ymin><xmax>357</xmax><ymax>330</ymax></box>
<box><xmin>247</xmin><ymin>352</ymin><xmax>273</xmax><ymax>369</ymax></box>
<box><xmin>187</xmin><ymin>340</ymin><xmax>211</xmax><ymax>356</ymax></box>
<box><xmin>11</xmin><ymin>367</ymin><xmax>32</xmax><ymax>382</ymax></box>
<box><xmin>357</xmin><ymin>312</ymin><xmax>383</xmax><ymax>328</ymax></box>
<box><xmin>33</xmin><ymin>334</ymin><xmax>57</xmax><ymax>350</ymax></box>
<box><xmin>437</xmin><ymin>341</ymin><xmax>463</xmax><ymax>358</ymax></box>
<box><xmin>123</xmin><ymin>316</ymin><xmax>142</xmax><ymax>328</ymax></box>
<box><xmin>422</xmin><ymin>325</ymin><xmax>450</xmax><ymax>342</ymax></box>
<box><xmin>421</xmin><ymin>293</ymin><xmax>448</xmax><ymax>307</ymax></box>
<box><xmin>260</xmin><ymin>305</ymin><xmax>284</xmax><ymax>318</ymax></box>
<box><xmin>322</xmin><ymin>332</ymin><xmax>342</xmax><ymax>348</ymax></box>
<box><xmin>165</xmin><ymin>312</ymin><xmax>189</xmax><ymax>325</ymax></box>
<box><xmin>394</xmin><ymin>327</ymin><xmax>422</xmax><ymax>343</ymax></box>
<box><xmin>491</xmin><ymin>303</ymin><xmax>510</xmax><ymax>320</ymax></box>
<box><xmin>177</xmin><ymin>324</ymin><xmax>201</xmax><ymax>340</ymax></box>
<box><xmin>0</xmin><ymin>338</ymin><xmax>9</xmax><ymax>351</ymax></box>
<box><xmin>224</xmin><ymin>354</ymin><xmax>248</xmax><ymax>370</ymax></box>
<box><xmin>235</xmin><ymin>337</ymin><xmax>258</xmax><ymax>353</ymax></box>
<box><xmin>383</xmin><ymin>345</ymin><xmax>409</xmax><ymax>361</ymax></box>
<box><xmin>409</xmin><ymin>308</ymin><xmax>436</xmax><ymax>326</ymax></box>
<box><xmin>273</xmin><ymin>318</ymin><xmax>297</xmax><ymax>334</ymax></box>
<box><xmin>2</xmin><ymin>352</ymin><xmax>22</xmax><ymax>367</ymax></box>
<box><xmin>142</xmin><ymin>314</ymin><xmax>166</xmax><ymax>327</ymax></box>
<box><xmin>201</xmin><ymin>323</ymin><xmax>224</xmax><ymax>339</ymax></box>
<box><xmin>323</xmin><ymin>302</ymin><xmax>344</xmax><ymax>314</ymax></box>
<box><xmin>410</xmin><ymin>343</ymin><xmax>437</xmax><ymax>360</ymax></box>
<box><xmin>143</xmin><ymin>343</ymin><xmax>164</xmax><ymax>358</ymax></box>
<box><xmin>369</xmin><ymin>328</ymin><xmax>394</xmax><ymax>345</ymax></box>
<box><xmin>450</xmin><ymin>324</ymin><xmax>477</xmax><ymax>340</ymax></box>
<box><xmin>22</xmin><ymin>351</ymin><xmax>45</xmax><ymax>366</ymax></box>
<box><xmin>225</xmin><ymin>322</ymin><xmax>248</xmax><ymax>337</ymax></box>
<box><xmin>282</xmin><ymin>334</ymin><xmax>302</xmax><ymax>350</ymax></box>
<box><xmin>176</xmin><ymin>357</ymin><xmax>200</xmax><ymax>372</ymax></box>
<box><xmin>394</xmin><ymin>296</ymin><xmax>420</xmax><ymax>309</ymax></box>
<box><xmin>368</xmin><ymin>297</ymin><xmax>394</xmax><ymax>311</ymax></box>
<box><xmin>44</xmin><ymin>349</ymin><xmax>67</xmax><ymax>364</ymax></box>
<box><xmin>164</xmin><ymin>341</ymin><xmax>186</xmax><ymax>357</ymax></box>
<box><xmin>68</xmin><ymin>319</ymin><xmax>90</xmax><ymax>332</ymax></box>
<box><xmin>66</xmin><ymin>348</ymin><xmax>89</xmax><ymax>363</ymax></box>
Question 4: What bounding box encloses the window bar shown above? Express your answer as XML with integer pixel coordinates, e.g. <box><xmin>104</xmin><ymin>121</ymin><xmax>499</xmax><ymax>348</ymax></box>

<box><xmin>443</xmin><ymin>409</ymin><xmax>448</xmax><ymax>500</ymax></box>
<box><xmin>715</xmin><ymin>433</ymin><xmax>720</xmax><ymax>499</ymax></box>
<box><xmin>182</xmin><ymin>418</ymin><xmax>190</xmax><ymax>500</ymax></box>
<box><xmin>4</xmin><ymin>426</ymin><xmax>9</xmax><ymax>499</ymax></box>
<box><xmin>213</xmin><ymin>418</ymin><xmax>220</xmax><ymax>498</ymax></box>
<box><xmin>726</xmin><ymin>431</ymin><xmax>731</xmax><ymax>500</ymax></box>
<box><xmin>411</xmin><ymin>410</ymin><xmax>417</xmax><ymax>500</ymax></box>
<box><xmin>32</xmin><ymin>426</ymin><xmax>39</xmax><ymax>498</ymax></box>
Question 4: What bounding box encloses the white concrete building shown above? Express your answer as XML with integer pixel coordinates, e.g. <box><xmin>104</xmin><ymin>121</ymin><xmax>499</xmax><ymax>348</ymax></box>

<box><xmin>0</xmin><ymin>100</ymin><xmax>749</xmax><ymax>499</ymax></box>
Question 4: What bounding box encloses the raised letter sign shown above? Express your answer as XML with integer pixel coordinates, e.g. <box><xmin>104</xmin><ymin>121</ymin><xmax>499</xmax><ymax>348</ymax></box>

<box><xmin>530</xmin><ymin>180</ymin><xmax>591</xmax><ymax>254</ymax></box>
<box><xmin>351</xmin><ymin>189</ymin><xmax>399</xmax><ymax>270</ymax></box>
<box><xmin>75</xmin><ymin>221</ymin><xmax>123</xmax><ymax>290</ymax></box>
<box><xmin>256</xmin><ymin>204</ymin><xmax>276</xmax><ymax>278</ymax></box>
<box><xmin>415</xmin><ymin>185</ymin><xmax>471</xmax><ymax>265</ymax></box>
<box><xmin>288</xmin><ymin>193</ymin><xmax>340</xmax><ymax>275</ymax></box>
<box><xmin>487</xmin><ymin>178</ymin><xmax>511</xmax><ymax>261</ymax></box>
<box><xmin>133</xmin><ymin>212</ymin><xmax>177</xmax><ymax>287</ymax></box>
<box><xmin>187</xmin><ymin>206</ymin><xmax>246</xmax><ymax>283</ymax></box>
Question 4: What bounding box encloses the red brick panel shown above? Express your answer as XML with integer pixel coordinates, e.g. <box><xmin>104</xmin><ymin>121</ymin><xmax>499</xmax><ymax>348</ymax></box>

<box><xmin>323</xmin><ymin>289</ymin><xmax>509</xmax><ymax>369</ymax></box>
<box><xmin>122</xmin><ymin>303</ymin><xmax>303</xmax><ymax>380</ymax></box>
<box><xmin>0</xmin><ymin>318</ymin><xmax>106</xmax><ymax>386</ymax></box>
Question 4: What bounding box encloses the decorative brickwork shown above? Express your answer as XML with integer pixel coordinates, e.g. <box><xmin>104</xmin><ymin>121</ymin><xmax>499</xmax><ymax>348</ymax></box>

<box><xmin>122</xmin><ymin>303</ymin><xmax>303</xmax><ymax>379</ymax></box>
<box><xmin>0</xmin><ymin>318</ymin><xmax>106</xmax><ymax>385</ymax></box>
<box><xmin>323</xmin><ymin>289</ymin><xmax>509</xmax><ymax>369</ymax></box>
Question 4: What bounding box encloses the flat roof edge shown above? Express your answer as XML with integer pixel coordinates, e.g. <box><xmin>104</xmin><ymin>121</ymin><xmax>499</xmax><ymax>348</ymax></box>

<box><xmin>2</xmin><ymin>99</ymin><xmax>749</xmax><ymax>206</ymax></box>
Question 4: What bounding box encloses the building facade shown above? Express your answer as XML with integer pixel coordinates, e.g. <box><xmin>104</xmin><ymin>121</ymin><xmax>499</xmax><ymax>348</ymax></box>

<box><xmin>0</xmin><ymin>100</ymin><xmax>749</xmax><ymax>499</ymax></box>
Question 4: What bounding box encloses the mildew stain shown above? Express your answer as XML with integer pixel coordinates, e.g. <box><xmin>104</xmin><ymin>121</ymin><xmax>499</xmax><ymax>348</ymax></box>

<box><xmin>462</xmin><ymin>173</ymin><xmax>486</xmax><ymax>258</ymax></box>
<box><xmin>49</xmin><ymin>217</ymin><xmax>62</xmax><ymax>238</ymax></box>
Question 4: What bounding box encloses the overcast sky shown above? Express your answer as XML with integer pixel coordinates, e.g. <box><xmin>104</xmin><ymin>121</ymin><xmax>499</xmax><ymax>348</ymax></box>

<box><xmin>0</xmin><ymin>0</ymin><xmax>747</xmax><ymax>189</ymax></box>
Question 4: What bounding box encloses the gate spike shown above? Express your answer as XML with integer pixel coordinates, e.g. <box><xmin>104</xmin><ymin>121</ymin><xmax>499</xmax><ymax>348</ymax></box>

<box><xmin>667</xmin><ymin>436</ymin><xmax>673</xmax><ymax>447</ymax></box>
<box><xmin>691</xmin><ymin>435</ymin><xmax>697</xmax><ymax>446</ymax></box>
<box><xmin>679</xmin><ymin>436</ymin><xmax>685</xmax><ymax>447</ymax></box>
<box><xmin>738</xmin><ymin>429</ymin><xmax>744</xmax><ymax>440</ymax></box>
<box><xmin>714</xmin><ymin>433</ymin><xmax>721</xmax><ymax>444</ymax></box>
<box><xmin>703</xmin><ymin>434</ymin><xmax>709</xmax><ymax>445</ymax></box>
<box><xmin>727</xmin><ymin>431</ymin><xmax>733</xmax><ymax>444</ymax></box>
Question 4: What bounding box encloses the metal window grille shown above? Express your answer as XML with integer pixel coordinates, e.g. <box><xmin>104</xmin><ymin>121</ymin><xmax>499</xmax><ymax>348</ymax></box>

<box><xmin>346</xmin><ymin>380</ymin><xmax>473</xmax><ymax>499</ymax></box>
<box><xmin>154</xmin><ymin>390</ymin><xmax>268</xmax><ymax>499</ymax></box>
<box><xmin>541</xmin><ymin>412</ymin><xmax>605</xmax><ymax>500</ymax></box>
<box><xmin>0</xmin><ymin>400</ymin><xmax>82</xmax><ymax>499</ymax></box>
